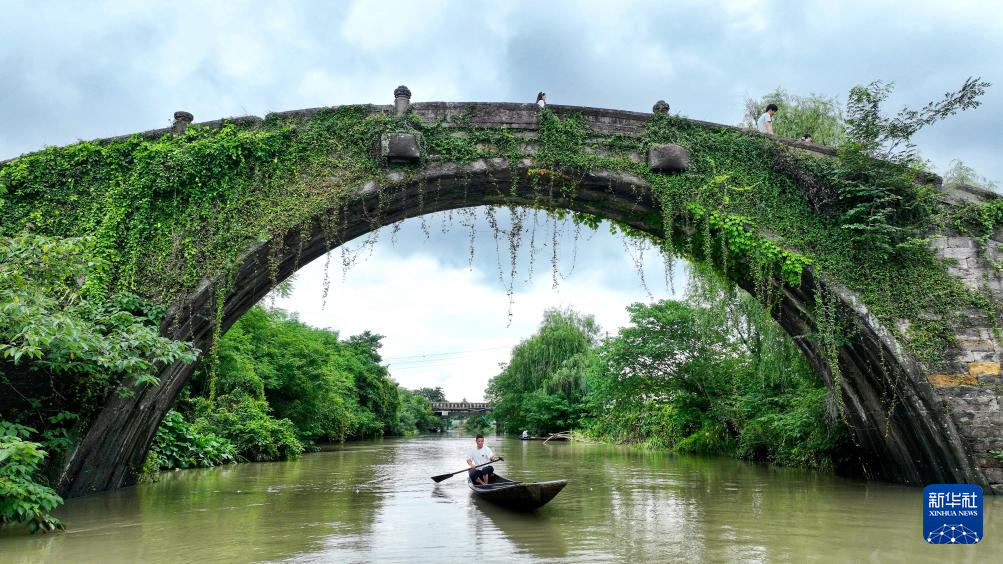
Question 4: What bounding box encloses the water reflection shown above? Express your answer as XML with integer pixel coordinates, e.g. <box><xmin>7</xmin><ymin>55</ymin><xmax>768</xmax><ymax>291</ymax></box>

<box><xmin>470</xmin><ymin>496</ymin><xmax>568</xmax><ymax>559</ymax></box>
<box><xmin>1</xmin><ymin>435</ymin><xmax>1000</xmax><ymax>563</ymax></box>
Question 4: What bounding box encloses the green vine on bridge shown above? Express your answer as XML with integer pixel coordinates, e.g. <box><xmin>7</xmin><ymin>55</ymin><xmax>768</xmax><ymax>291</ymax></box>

<box><xmin>0</xmin><ymin>101</ymin><xmax>994</xmax><ymax>409</ymax></box>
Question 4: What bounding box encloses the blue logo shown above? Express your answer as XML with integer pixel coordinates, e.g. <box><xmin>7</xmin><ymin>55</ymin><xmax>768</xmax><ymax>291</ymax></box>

<box><xmin>923</xmin><ymin>484</ymin><xmax>983</xmax><ymax>544</ymax></box>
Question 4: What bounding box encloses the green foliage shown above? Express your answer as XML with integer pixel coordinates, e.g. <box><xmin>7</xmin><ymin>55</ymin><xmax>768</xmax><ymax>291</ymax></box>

<box><xmin>161</xmin><ymin>306</ymin><xmax>427</xmax><ymax>465</ymax></box>
<box><xmin>0</xmin><ymin>421</ymin><xmax>64</xmax><ymax>534</ymax></box>
<box><xmin>414</xmin><ymin>386</ymin><xmax>447</xmax><ymax>402</ymax></box>
<box><xmin>186</xmin><ymin>308</ymin><xmax>409</xmax><ymax>442</ymax></box>
<box><xmin>581</xmin><ymin>267</ymin><xmax>845</xmax><ymax>469</ymax></box>
<box><xmin>345</xmin><ymin>331</ymin><xmax>402</xmax><ymax>438</ymax></box>
<box><xmin>144</xmin><ymin>410</ymin><xmax>236</xmax><ymax>472</ymax></box>
<box><xmin>845</xmin><ymin>77</ymin><xmax>989</xmax><ymax>163</ymax></box>
<box><xmin>463</xmin><ymin>414</ymin><xmax>494</xmax><ymax>435</ymax></box>
<box><xmin>397</xmin><ymin>387</ymin><xmax>440</xmax><ymax>435</ymax></box>
<box><xmin>831</xmin><ymin>142</ymin><xmax>937</xmax><ymax>258</ymax></box>
<box><xmin>486</xmin><ymin>307</ymin><xmax>599</xmax><ymax>434</ymax></box>
<box><xmin>742</xmin><ymin>88</ymin><xmax>847</xmax><ymax>146</ymax></box>
<box><xmin>0</xmin><ymin>233</ymin><xmax>197</xmax><ymax>384</ymax></box>
<box><xmin>1</xmin><ymin>232</ymin><xmax>198</xmax><ymax>479</ymax></box>
<box><xmin>190</xmin><ymin>393</ymin><xmax>303</xmax><ymax>463</ymax></box>
<box><xmin>828</xmin><ymin>78</ymin><xmax>988</xmax><ymax>259</ymax></box>
<box><xmin>943</xmin><ymin>160</ymin><xmax>998</xmax><ymax>191</ymax></box>
<box><xmin>950</xmin><ymin>198</ymin><xmax>1003</xmax><ymax>268</ymax></box>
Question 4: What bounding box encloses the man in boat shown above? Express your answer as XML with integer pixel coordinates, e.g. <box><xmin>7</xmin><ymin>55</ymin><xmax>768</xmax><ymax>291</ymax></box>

<box><xmin>466</xmin><ymin>434</ymin><xmax>500</xmax><ymax>485</ymax></box>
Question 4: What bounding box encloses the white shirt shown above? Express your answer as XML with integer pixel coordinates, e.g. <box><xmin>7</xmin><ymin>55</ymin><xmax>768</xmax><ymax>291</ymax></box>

<box><xmin>537</xmin><ymin>99</ymin><xmax>546</xmax><ymax>108</ymax></box>
<box><xmin>757</xmin><ymin>112</ymin><xmax>773</xmax><ymax>132</ymax></box>
<box><xmin>468</xmin><ymin>445</ymin><xmax>494</xmax><ymax>465</ymax></box>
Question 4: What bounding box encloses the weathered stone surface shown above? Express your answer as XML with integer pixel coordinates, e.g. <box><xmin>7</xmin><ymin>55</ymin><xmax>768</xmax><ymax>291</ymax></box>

<box><xmin>958</xmin><ymin>339</ymin><xmax>998</xmax><ymax>352</ymax></box>
<box><xmin>647</xmin><ymin>143</ymin><xmax>689</xmax><ymax>173</ymax></box>
<box><xmin>983</xmin><ymin>467</ymin><xmax>1003</xmax><ymax>482</ymax></box>
<box><xmin>172</xmin><ymin>111</ymin><xmax>193</xmax><ymax>135</ymax></box>
<box><xmin>968</xmin><ymin>362</ymin><xmax>1001</xmax><ymax>377</ymax></box>
<box><xmin>929</xmin><ymin>374</ymin><xmax>979</xmax><ymax>387</ymax></box>
<box><xmin>378</xmin><ymin>132</ymin><xmax>420</xmax><ymax>162</ymax></box>
<box><xmin>394</xmin><ymin>85</ymin><xmax>412</xmax><ymax>117</ymax></box>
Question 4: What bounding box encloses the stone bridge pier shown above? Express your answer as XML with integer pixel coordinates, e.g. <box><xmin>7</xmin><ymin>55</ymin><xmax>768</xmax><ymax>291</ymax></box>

<box><xmin>926</xmin><ymin>184</ymin><xmax>1003</xmax><ymax>493</ymax></box>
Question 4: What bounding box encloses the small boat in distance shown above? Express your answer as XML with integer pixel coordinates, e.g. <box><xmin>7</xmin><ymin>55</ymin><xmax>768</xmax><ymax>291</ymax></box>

<box><xmin>468</xmin><ymin>473</ymin><xmax>567</xmax><ymax>511</ymax></box>
<box><xmin>519</xmin><ymin>432</ymin><xmax>570</xmax><ymax>442</ymax></box>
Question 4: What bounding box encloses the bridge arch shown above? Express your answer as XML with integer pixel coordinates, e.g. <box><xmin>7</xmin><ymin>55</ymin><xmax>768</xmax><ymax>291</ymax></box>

<box><xmin>2</xmin><ymin>98</ymin><xmax>998</xmax><ymax>497</ymax></box>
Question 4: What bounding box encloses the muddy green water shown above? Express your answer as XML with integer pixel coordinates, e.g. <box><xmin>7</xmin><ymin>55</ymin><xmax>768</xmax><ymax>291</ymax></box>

<box><xmin>2</xmin><ymin>435</ymin><xmax>1000</xmax><ymax>563</ymax></box>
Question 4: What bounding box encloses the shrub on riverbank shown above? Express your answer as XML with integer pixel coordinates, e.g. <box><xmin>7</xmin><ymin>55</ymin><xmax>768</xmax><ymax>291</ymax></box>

<box><xmin>144</xmin><ymin>410</ymin><xmax>237</xmax><ymax>472</ymax></box>
<box><xmin>190</xmin><ymin>394</ymin><xmax>304</xmax><ymax>462</ymax></box>
<box><xmin>0</xmin><ymin>422</ymin><xmax>63</xmax><ymax>534</ymax></box>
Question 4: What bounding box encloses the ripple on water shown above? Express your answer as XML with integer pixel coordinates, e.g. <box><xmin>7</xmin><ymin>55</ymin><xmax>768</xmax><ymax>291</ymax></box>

<box><xmin>1</xmin><ymin>436</ymin><xmax>1001</xmax><ymax>563</ymax></box>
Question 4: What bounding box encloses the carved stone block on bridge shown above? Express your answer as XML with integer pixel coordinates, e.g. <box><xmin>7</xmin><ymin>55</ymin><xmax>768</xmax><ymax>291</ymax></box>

<box><xmin>647</xmin><ymin>143</ymin><xmax>689</xmax><ymax>173</ymax></box>
<box><xmin>377</xmin><ymin>132</ymin><xmax>420</xmax><ymax>163</ymax></box>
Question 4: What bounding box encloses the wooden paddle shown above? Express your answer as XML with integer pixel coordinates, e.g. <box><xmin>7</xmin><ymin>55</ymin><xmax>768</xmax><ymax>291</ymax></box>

<box><xmin>431</xmin><ymin>457</ymin><xmax>503</xmax><ymax>483</ymax></box>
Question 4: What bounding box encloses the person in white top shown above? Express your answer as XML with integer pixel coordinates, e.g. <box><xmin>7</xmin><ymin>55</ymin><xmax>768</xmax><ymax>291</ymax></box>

<box><xmin>757</xmin><ymin>104</ymin><xmax>778</xmax><ymax>135</ymax></box>
<box><xmin>466</xmin><ymin>434</ymin><xmax>500</xmax><ymax>485</ymax></box>
<box><xmin>536</xmin><ymin>92</ymin><xmax>547</xmax><ymax>108</ymax></box>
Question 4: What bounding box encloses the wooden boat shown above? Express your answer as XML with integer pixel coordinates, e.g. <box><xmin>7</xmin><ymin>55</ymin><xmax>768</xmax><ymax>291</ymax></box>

<box><xmin>468</xmin><ymin>473</ymin><xmax>567</xmax><ymax>510</ymax></box>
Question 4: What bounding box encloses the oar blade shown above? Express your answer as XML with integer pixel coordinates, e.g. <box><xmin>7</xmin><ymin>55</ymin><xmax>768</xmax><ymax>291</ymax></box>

<box><xmin>431</xmin><ymin>472</ymin><xmax>454</xmax><ymax>483</ymax></box>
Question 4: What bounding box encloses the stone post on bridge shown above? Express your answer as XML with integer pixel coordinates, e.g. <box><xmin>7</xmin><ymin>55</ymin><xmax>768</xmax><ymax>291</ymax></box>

<box><xmin>394</xmin><ymin>85</ymin><xmax>411</xmax><ymax>117</ymax></box>
<box><xmin>172</xmin><ymin>111</ymin><xmax>194</xmax><ymax>135</ymax></box>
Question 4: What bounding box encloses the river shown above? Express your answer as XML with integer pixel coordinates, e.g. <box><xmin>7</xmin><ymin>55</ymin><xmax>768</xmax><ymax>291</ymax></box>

<box><xmin>2</xmin><ymin>435</ymin><xmax>1000</xmax><ymax>562</ymax></box>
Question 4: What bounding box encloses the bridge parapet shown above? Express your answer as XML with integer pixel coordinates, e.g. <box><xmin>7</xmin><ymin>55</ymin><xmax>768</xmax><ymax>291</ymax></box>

<box><xmin>430</xmin><ymin>402</ymin><xmax>491</xmax><ymax>415</ymax></box>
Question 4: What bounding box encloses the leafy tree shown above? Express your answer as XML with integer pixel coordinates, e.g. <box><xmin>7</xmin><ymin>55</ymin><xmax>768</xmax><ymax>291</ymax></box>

<box><xmin>585</xmin><ymin>300</ymin><xmax>736</xmax><ymax>448</ymax></box>
<box><xmin>170</xmin><ymin>306</ymin><xmax>421</xmax><ymax>462</ymax></box>
<box><xmin>414</xmin><ymin>386</ymin><xmax>447</xmax><ymax>403</ymax></box>
<box><xmin>582</xmin><ymin>266</ymin><xmax>845</xmax><ymax>469</ymax></box>
<box><xmin>190</xmin><ymin>393</ymin><xmax>303</xmax><ymax>462</ymax></box>
<box><xmin>1</xmin><ymin>233</ymin><xmax>197</xmax><ymax>403</ymax></box>
<box><xmin>396</xmin><ymin>387</ymin><xmax>439</xmax><ymax>434</ymax></box>
<box><xmin>845</xmin><ymin>77</ymin><xmax>989</xmax><ymax>163</ymax></box>
<box><xmin>487</xmin><ymin>307</ymin><xmax>599</xmax><ymax>434</ymax></box>
<box><xmin>463</xmin><ymin>414</ymin><xmax>494</xmax><ymax>435</ymax></box>
<box><xmin>834</xmin><ymin>78</ymin><xmax>989</xmax><ymax>257</ymax></box>
<box><xmin>743</xmin><ymin>88</ymin><xmax>847</xmax><ymax>146</ymax></box>
<box><xmin>1</xmin><ymin>233</ymin><xmax>199</xmax><ymax>529</ymax></box>
<box><xmin>943</xmin><ymin>159</ymin><xmax>998</xmax><ymax>191</ymax></box>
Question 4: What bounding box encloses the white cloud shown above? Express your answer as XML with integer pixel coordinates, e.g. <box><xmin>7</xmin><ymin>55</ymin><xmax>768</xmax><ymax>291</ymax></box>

<box><xmin>275</xmin><ymin>214</ymin><xmax>687</xmax><ymax>401</ymax></box>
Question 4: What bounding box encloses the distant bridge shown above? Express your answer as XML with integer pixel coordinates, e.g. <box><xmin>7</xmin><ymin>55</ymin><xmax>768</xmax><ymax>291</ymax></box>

<box><xmin>431</xmin><ymin>402</ymin><xmax>490</xmax><ymax>415</ymax></box>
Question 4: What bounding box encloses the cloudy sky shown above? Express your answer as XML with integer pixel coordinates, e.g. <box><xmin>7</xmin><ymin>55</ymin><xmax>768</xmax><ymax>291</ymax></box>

<box><xmin>3</xmin><ymin>1</ymin><xmax>1001</xmax><ymax>400</ymax></box>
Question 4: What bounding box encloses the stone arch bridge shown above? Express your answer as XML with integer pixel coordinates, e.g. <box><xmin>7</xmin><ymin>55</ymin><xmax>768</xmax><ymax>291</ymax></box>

<box><xmin>2</xmin><ymin>88</ymin><xmax>1001</xmax><ymax>498</ymax></box>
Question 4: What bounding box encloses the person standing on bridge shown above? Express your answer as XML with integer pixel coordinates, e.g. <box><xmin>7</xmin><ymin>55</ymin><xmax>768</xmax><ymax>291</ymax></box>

<box><xmin>757</xmin><ymin>103</ymin><xmax>778</xmax><ymax>135</ymax></box>
<box><xmin>537</xmin><ymin>92</ymin><xmax>547</xmax><ymax>108</ymax></box>
<box><xmin>467</xmin><ymin>434</ymin><xmax>500</xmax><ymax>485</ymax></box>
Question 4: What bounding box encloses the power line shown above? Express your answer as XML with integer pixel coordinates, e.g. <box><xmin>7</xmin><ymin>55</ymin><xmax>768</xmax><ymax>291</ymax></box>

<box><xmin>389</xmin><ymin>359</ymin><xmax>504</xmax><ymax>371</ymax></box>
<box><xmin>383</xmin><ymin>345</ymin><xmax>510</xmax><ymax>362</ymax></box>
